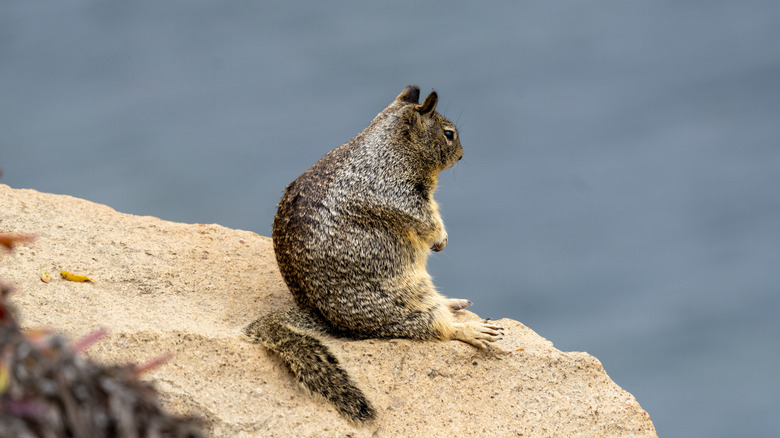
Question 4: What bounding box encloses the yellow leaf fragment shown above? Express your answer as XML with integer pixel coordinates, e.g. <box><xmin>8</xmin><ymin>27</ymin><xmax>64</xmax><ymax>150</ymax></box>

<box><xmin>40</xmin><ymin>265</ymin><xmax>50</xmax><ymax>283</ymax></box>
<box><xmin>60</xmin><ymin>270</ymin><xmax>93</xmax><ymax>282</ymax></box>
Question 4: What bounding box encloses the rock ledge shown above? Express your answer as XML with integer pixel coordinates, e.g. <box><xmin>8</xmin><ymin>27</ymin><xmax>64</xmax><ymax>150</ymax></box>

<box><xmin>0</xmin><ymin>184</ymin><xmax>656</xmax><ymax>437</ymax></box>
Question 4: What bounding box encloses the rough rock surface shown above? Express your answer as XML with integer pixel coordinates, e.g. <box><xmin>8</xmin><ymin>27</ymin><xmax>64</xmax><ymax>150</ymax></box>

<box><xmin>0</xmin><ymin>184</ymin><xmax>657</xmax><ymax>437</ymax></box>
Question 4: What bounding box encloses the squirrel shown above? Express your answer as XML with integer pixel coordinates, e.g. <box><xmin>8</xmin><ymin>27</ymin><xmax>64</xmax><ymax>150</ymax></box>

<box><xmin>243</xmin><ymin>85</ymin><xmax>503</xmax><ymax>423</ymax></box>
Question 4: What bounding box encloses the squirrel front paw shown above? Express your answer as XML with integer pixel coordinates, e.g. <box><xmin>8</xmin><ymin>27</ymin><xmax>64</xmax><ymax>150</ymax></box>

<box><xmin>444</xmin><ymin>298</ymin><xmax>473</xmax><ymax>311</ymax></box>
<box><xmin>431</xmin><ymin>231</ymin><xmax>448</xmax><ymax>252</ymax></box>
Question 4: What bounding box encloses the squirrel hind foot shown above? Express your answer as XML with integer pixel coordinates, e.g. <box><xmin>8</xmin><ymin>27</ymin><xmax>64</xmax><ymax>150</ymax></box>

<box><xmin>451</xmin><ymin>321</ymin><xmax>503</xmax><ymax>350</ymax></box>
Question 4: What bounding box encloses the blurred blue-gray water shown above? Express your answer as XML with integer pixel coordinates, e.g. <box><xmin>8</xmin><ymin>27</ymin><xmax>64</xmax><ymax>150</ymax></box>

<box><xmin>2</xmin><ymin>2</ymin><xmax>779</xmax><ymax>436</ymax></box>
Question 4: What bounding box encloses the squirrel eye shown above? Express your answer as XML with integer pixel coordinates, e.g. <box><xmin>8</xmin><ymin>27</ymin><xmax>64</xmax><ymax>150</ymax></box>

<box><xmin>443</xmin><ymin>129</ymin><xmax>455</xmax><ymax>140</ymax></box>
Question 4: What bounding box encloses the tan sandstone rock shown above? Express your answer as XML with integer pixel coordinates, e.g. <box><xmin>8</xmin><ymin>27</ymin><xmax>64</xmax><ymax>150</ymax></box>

<box><xmin>0</xmin><ymin>184</ymin><xmax>657</xmax><ymax>437</ymax></box>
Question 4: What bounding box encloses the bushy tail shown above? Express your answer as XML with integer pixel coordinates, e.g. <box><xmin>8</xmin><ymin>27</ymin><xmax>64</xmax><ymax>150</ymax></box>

<box><xmin>243</xmin><ymin>308</ymin><xmax>375</xmax><ymax>423</ymax></box>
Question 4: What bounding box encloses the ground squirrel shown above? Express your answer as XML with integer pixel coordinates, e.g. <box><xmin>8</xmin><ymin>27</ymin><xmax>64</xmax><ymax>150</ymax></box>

<box><xmin>244</xmin><ymin>85</ymin><xmax>503</xmax><ymax>423</ymax></box>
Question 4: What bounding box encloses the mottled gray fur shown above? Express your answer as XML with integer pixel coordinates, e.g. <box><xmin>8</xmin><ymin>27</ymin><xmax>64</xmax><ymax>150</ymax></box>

<box><xmin>244</xmin><ymin>85</ymin><xmax>502</xmax><ymax>423</ymax></box>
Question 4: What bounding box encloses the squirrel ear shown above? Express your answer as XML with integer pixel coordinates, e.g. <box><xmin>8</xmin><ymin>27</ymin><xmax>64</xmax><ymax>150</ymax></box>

<box><xmin>396</xmin><ymin>85</ymin><xmax>420</xmax><ymax>104</ymax></box>
<box><xmin>416</xmin><ymin>91</ymin><xmax>438</xmax><ymax>116</ymax></box>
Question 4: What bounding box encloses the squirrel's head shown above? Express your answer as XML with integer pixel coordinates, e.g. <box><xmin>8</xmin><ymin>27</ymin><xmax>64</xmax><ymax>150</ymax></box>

<box><xmin>392</xmin><ymin>85</ymin><xmax>463</xmax><ymax>172</ymax></box>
